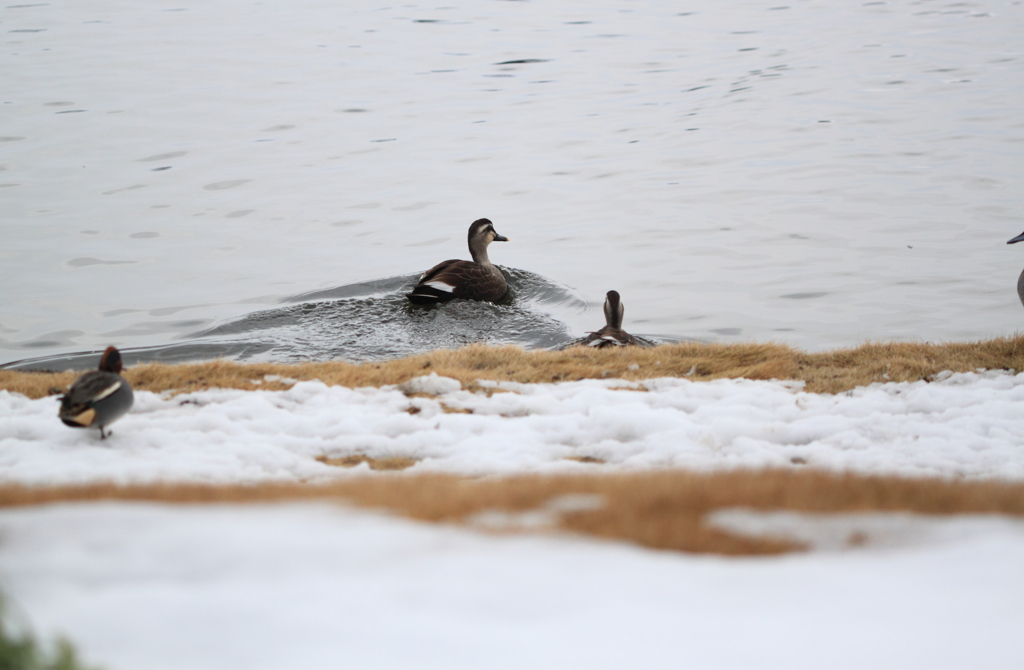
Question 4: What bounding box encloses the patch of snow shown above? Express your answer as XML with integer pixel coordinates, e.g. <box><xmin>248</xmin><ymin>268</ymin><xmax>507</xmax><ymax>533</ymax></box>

<box><xmin>707</xmin><ymin>509</ymin><xmax>1024</xmax><ymax>552</ymax></box>
<box><xmin>399</xmin><ymin>373</ymin><xmax>462</xmax><ymax>395</ymax></box>
<box><xmin>263</xmin><ymin>374</ymin><xmax>298</xmax><ymax>385</ymax></box>
<box><xmin>3</xmin><ymin>372</ymin><xmax>1024</xmax><ymax>485</ymax></box>
<box><xmin>466</xmin><ymin>493</ymin><xmax>607</xmax><ymax>531</ymax></box>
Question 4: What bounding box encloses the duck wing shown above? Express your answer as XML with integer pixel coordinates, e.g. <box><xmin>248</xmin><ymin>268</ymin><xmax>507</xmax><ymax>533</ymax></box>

<box><xmin>59</xmin><ymin>371</ymin><xmax>124</xmax><ymax>425</ymax></box>
<box><xmin>407</xmin><ymin>260</ymin><xmax>507</xmax><ymax>304</ymax></box>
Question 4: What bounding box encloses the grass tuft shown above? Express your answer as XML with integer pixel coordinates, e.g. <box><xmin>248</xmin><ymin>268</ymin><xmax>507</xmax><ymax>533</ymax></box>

<box><xmin>315</xmin><ymin>455</ymin><xmax>418</xmax><ymax>471</ymax></box>
<box><xmin>0</xmin><ymin>595</ymin><xmax>97</xmax><ymax>670</ymax></box>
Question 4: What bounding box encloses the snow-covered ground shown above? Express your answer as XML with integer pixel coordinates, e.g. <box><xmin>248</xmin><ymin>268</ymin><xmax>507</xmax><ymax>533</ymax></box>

<box><xmin>0</xmin><ymin>501</ymin><xmax>1021</xmax><ymax>670</ymax></box>
<box><xmin>3</xmin><ymin>372</ymin><xmax>1024</xmax><ymax>485</ymax></box>
<box><xmin>2</xmin><ymin>372</ymin><xmax>1024</xmax><ymax>667</ymax></box>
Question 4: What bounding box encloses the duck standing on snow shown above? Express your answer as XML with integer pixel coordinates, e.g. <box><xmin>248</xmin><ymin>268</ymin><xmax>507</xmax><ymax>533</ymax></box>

<box><xmin>59</xmin><ymin>346</ymin><xmax>134</xmax><ymax>439</ymax></box>
<box><xmin>1007</xmin><ymin>231</ymin><xmax>1024</xmax><ymax>307</ymax></box>
<box><xmin>583</xmin><ymin>290</ymin><xmax>639</xmax><ymax>348</ymax></box>
<box><xmin>407</xmin><ymin>218</ymin><xmax>510</xmax><ymax>304</ymax></box>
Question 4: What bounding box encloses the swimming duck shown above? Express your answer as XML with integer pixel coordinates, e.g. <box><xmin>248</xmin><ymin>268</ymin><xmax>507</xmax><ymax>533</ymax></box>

<box><xmin>59</xmin><ymin>346</ymin><xmax>134</xmax><ymax>439</ymax></box>
<box><xmin>583</xmin><ymin>291</ymin><xmax>639</xmax><ymax>347</ymax></box>
<box><xmin>407</xmin><ymin>218</ymin><xmax>510</xmax><ymax>304</ymax></box>
<box><xmin>1007</xmin><ymin>231</ymin><xmax>1024</xmax><ymax>307</ymax></box>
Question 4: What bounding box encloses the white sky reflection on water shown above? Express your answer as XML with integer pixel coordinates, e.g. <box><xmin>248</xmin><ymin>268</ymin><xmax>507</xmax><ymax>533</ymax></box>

<box><xmin>2</xmin><ymin>0</ymin><xmax>1023</xmax><ymax>362</ymax></box>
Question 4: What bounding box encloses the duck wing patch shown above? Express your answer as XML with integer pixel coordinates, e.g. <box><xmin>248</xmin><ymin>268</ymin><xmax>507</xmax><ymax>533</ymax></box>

<box><xmin>91</xmin><ymin>380</ymin><xmax>122</xmax><ymax>401</ymax></box>
<box><xmin>424</xmin><ymin>280</ymin><xmax>456</xmax><ymax>293</ymax></box>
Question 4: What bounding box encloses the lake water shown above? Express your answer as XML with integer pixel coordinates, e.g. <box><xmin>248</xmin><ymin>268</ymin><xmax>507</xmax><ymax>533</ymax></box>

<box><xmin>2</xmin><ymin>0</ymin><xmax>1023</xmax><ymax>369</ymax></box>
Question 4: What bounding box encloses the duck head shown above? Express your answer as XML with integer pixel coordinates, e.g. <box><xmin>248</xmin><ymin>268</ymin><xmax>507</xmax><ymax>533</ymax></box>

<box><xmin>98</xmin><ymin>346</ymin><xmax>123</xmax><ymax>374</ymax></box>
<box><xmin>467</xmin><ymin>218</ymin><xmax>508</xmax><ymax>265</ymax></box>
<box><xmin>469</xmin><ymin>218</ymin><xmax>508</xmax><ymax>246</ymax></box>
<box><xmin>604</xmin><ymin>290</ymin><xmax>625</xmax><ymax>329</ymax></box>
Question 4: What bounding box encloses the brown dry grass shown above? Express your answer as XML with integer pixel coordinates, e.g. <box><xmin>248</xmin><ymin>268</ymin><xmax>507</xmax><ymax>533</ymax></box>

<box><xmin>4</xmin><ymin>336</ymin><xmax>1024</xmax><ymax>399</ymax></box>
<box><xmin>315</xmin><ymin>455</ymin><xmax>418</xmax><ymax>471</ymax></box>
<box><xmin>2</xmin><ymin>470</ymin><xmax>1022</xmax><ymax>556</ymax></box>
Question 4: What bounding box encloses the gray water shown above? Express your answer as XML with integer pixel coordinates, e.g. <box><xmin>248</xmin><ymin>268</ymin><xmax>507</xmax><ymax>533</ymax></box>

<box><xmin>3</xmin><ymin>269</ymin><xmax>613</xmax><ymax>370</ymax></box>
<box><xmin>2</xmin><ymin>0</ymin><xmax>1023</xmax><ymax>370</ymax></box>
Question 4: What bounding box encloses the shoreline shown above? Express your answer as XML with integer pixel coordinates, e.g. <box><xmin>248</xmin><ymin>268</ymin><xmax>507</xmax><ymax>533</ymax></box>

<box><xmin>3</xmin><ymin>336</ymin><xmax>1024</xmax><ymax>399</ymax></box>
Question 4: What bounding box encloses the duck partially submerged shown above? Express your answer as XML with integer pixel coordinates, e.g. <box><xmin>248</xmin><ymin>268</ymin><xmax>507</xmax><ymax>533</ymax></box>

<box><xmin>59</xmin><ymin>346</ymin><xmax>134</xmax><ymax>439</ymax></box>
<box><xmin>1007</xmin><ymin>231</ymin><xmax>1024</xmax><ymax>307</ymax></box>
<box><xmin>407</xmin><ymin>218</ymin><xmax>510</xmax><ymax>304</ymax></box>
<box><xmin>583</xmin><ymin>290</ymin><xmax>639</xmax><ymax>347</ymax></box>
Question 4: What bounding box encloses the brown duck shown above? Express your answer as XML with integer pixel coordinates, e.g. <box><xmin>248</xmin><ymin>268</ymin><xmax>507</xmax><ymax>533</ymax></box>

<box><xmin>59</xmin><ymin>346</ymin><xmax>134</xmax><ymax>439</ymax></box>
<box><xmin>583</xmin><ymin>291</ymin><xmax>639</xmax><ymax>348</ymax></box>
<box><xmin>407</xmin><ymin>218</ymin><xmax>510</xmax><ymax>304</ymax></box>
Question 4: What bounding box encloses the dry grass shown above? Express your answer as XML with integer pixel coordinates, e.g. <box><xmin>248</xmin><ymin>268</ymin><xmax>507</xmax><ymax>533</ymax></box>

<box><xmin>315</xmin><ymin>455</ymin><xmax>418</xmax><ymax>471</ymax></box>
<box><xmin>4</xmin><ymin>336</ymin><xmax>1024</xmax><ymax>399</ymax></box>
<box><xmin>1</xmin><ymin>470</ymin><xmax>1022</xmax><ymax>556</ymax></box>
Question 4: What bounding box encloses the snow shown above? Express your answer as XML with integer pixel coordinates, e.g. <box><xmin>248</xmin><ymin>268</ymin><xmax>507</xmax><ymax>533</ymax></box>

<box><xmin>399</xmin><ymin>371</ymin><xmax>464</xmax><ymax>396</ymax></box>
<box><xmin>3</xmin><ymin>372</ymin><xmax>1024</xmax><ymax>485</ymax></box>
<box><xmin>708</xmin><ymin>508</ymin><xmax>1024</xmax><ymax>553</ymax></box>
<box><xmin>2</xmin><ymin>374</ymin><xmax>1024</xmax><ymax>667</ymax></box>
<box><xmin>3</xmin><ymin>374</ymin><xmax>1023</xmax><ymax>669</ymax></box>
<box><xmin>0</xmin><ymin>501</ymin><xmax>1021</xmax><ymax>670</ymax></box>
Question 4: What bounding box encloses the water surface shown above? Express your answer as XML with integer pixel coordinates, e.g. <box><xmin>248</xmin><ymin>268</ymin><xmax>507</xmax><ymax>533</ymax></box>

<box><xmin>2</xmin><ymin>0</ymin><xmax>1022</xmax><ymax>368</ymax></box>
<box><xmin>2</xmin><ymin>269</ymin><xmax>608</xmax><ymax>370</ymax></box>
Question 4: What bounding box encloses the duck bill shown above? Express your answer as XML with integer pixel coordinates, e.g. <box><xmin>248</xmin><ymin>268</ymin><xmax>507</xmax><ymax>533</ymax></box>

<box><xmin>1008</xmin><ymin>232</ymin><xmax>1024</xmax><ymax>244</ymax></box>
<box><xmin>493</xmin><ymin>234</ymin><xmax>509</xmax><ymax>242</ymax></box>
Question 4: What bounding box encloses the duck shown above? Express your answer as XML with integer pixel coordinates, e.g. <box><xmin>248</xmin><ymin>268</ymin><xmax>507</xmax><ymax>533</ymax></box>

<box><xmin>59</xmin><ymin>346</ymin><xmax>134</xmax><ymax>439</ymax></box>
<box><xmin>407</xmin><ymin>218</ymin><xmax>510</xmax><ymax>304</ymax></box>
<box><xmin>583</xmin><ymin>290</ymin><xmax>639</xmax><ymax>347</ymax></box>
<box><xmin>1007</xmin><ymin>231</ymin><xmax>1024</xmax><ymax>307</ymax></box>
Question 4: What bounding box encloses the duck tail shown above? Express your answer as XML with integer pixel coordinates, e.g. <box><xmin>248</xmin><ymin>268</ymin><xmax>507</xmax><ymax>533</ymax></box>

<box><xmin>406</xmin><ymin>285</ymin><xmax>452</xmax><ymax>305</ymax></box>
